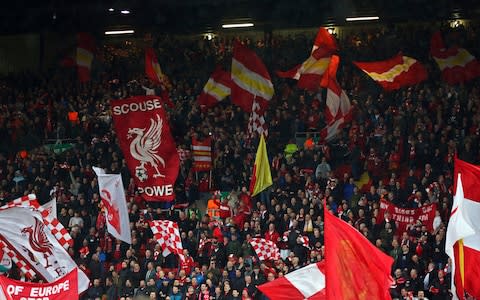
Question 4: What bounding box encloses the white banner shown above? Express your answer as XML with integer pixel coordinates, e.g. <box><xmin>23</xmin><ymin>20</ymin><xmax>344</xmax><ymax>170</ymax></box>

<box><xmin>94</xmin><ymin>167</ymin><xmax>132</xmax><ymax>244</ymax></box>
<box><xmin>0</xmin><ymin>207</ymin><xmax>89</xmax><ymax>293</ymax></box>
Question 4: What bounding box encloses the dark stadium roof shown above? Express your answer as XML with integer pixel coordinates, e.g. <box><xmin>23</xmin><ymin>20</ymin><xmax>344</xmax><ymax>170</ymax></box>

<box><xmin>1</xmin><ymin>0</ymin><xmax>479</xmax><ymax>35</ymax></box>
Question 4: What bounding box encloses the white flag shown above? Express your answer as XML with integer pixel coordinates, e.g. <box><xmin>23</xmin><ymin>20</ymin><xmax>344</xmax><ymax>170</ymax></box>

<box><xmin>94</xmin><ymin>167</ymin><xmax>132</xmax><ymax>244</ymax></box>
<box><xmin>0</xmin><ymin>206</ymin><xmax>89</xmax><ymax>292</ymax></box>
<box><xmin>41</xmin><ymin>199</ymin><xmax>57</xmax><ymax>219</ymax></box>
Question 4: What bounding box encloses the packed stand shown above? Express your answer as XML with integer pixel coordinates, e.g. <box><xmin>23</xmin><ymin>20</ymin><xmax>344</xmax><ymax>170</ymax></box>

<box><xmin>0</xmin><ymin>23</ymin><xmax>479</xmax><ymax>300</ymax></box>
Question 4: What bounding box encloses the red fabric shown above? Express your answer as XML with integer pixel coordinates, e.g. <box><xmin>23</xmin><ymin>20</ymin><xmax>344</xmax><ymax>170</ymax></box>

<box><xmin>353</xmin><ymin>54</ymin><xmax>427</xmax><ymax>91</ymax></box>
<box><xmin>453</xmin><ymin>241</ymin><xmax>480</xmax><ymax>299</ymax></box>
<box><xmin>376</xmin><ymin>199</ymin><xmax>437</xmax><ymax>234</ymax></box>
<box><xmin>258</xmin><ymin>261</ymin><xmax>326</xmax><ymax>300</ymax></box>
<box><xmin>111</xmin><ymin>96</ymin><xmax>179</xmax><ymax>202</ymax></box>
<box><xmin>198</xmin><ymin>67</ymin><xmax>233</xmax><ymax>109</ymax></box>
<box><xmin>265</xmin><ymin>230</ymin><xmax>280</xmax><ymax>246</ymax></box>
<box><xmin>231</xmin><ymin>42</ymin><xmax>272</xmax><ymax>113</ymax></box>
<box><xmin>324</xmin><ymin>208</ymin><xmax>393</xmax><ymax>300</ymax></box>
<box><xmin>191</xmin><ymin>137</ymin><xmax>212</xmax><ymax>171</ymax></box>
<box><xmin>430</xmin><ymin>32</ymin><xmax>480</xmax><ymax>85</ymax></box>
<box><xmin>0</xmin><ymin>269</ymin><xmax>79</xmax><ymax>300</ymax></box>
<box><xmin>145</xmin><ymin>48</ymin><xmax>171</xmax><ymax>88</ymax></box>
<box><xmin>76</xmin><ymin>32</ymin><xmax>95</xmax><ymax>83</ymax></box>
<box><xmin>313</xmin><ymin>27</ymin><xmax>338</xmax><ymax>53</ymax></box>
<box><xmin>180</xmin><ymin>255</ymin><xmax>195</xmax><ymax>275</ymax></box>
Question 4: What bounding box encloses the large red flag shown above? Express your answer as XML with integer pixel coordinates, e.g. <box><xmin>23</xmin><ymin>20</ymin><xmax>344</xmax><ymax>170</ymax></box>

<box><xmin>324</xmin><ymin>207</ymin><xmax>393</xmax><ymax>300</ymax></box>
<box><xmin>430</xmin><ymin>31</ymin><xmax>480</xmax><ymax>85</ymax></box>
<box><xmin>353</xmin><ymin>54</ymin><xmax>427</xmax><ymax>91</ymax></box>
<box><xmin>111</xmin><ymin>96</ymin><xmax>179</xmax><ymax>202</ymax></box>
<box><xmin>231</xmin><ymin>42</ymin><xmax>274</xmax><ymax>113</ymax></box>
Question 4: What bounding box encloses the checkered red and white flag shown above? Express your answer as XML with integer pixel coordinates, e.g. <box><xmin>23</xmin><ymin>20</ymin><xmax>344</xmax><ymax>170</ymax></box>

<box><xmin>250</xmin><ymin>238</ymin><xmax>280</xmax><ymax>261</ymax></box>
<box><xmin>247</xmin><ymin>99</ymin><xmax>268</xmax><ymax>139</ymax></box>
<box><xmin>150</xmin><ymin>220</ymin><xmax>184</xmax><ymax>261</ymax></box>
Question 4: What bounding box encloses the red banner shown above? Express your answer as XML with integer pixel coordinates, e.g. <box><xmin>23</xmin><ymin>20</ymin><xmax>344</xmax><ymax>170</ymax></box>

<box><xmin>111</xmin><ymin>96</ymin><xmax>180</xmax><ymax>202</ymax></box>
<box><xmin>0</xmin><ymin>269</ymin><xmax>78</xmax><ymax>300</ymax></box>
<box><xmin>377</xmin><ymin>199</ymin><xmax>437</xmax><ymax>234</ymax></box>
<box><xmin>192</xmin><ymin>137</ymin><xmax>212</xmax><ymax>171</ymax></box>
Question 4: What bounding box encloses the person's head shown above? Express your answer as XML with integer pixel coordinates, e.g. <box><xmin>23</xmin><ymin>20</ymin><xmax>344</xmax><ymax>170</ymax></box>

<box><xmin>417</xmin><ymin>290</ymin><xmax>425</xmax><ymax>299</ymax></box>
<box><xmin>172</xmin><ymin>286</ymin><xmax>179</xmax><ymax>294</ymax></box>
<box><xmin>232</xmin><ymin>290</ymin><xmax>239</xmax><ymax>297</ymax></box>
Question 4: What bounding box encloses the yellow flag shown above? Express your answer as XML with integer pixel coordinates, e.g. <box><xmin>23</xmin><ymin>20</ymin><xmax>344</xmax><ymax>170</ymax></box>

<box><xmin>250</xmin><ymin>135</ymin><xmax>273</xmax><ymax>196</ymax></box>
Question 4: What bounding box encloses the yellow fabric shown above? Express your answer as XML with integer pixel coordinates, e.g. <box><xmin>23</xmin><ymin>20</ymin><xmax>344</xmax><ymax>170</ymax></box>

<box><xmin>354</xmin><ymin>172</ymin><xmax>371</xmax><ymax>189</ymax></box>
<box><xmin>76</xmin><ymin>48</ymin><xmax>93</xmax><ymax>68</ymax></box>
<box><xmin>362</xmin><ymin>56</ymin><xmax>416</xmax><ymax>82</ymax></box>
<box><xmin>299</xmin><ymin>56</ymin><xmax>330</xmax><ymax>75</ymax></box>
<box><xmin>231</xmin><ymin>59</ymin><xmax>274</xmax><ymax>100</ymax></box>
<box><xmin>459</xmin><ymin>239</ymin><xmax>465</xmax><ymax>285</ymax></box>
<box><xmin>251</xmin><ymin>135</ymin><xmax>273</xmax><ymax>196</ymax></box>
<box><xmin>434</xmin><ymin>48</ymin><xmax>475</xmax><ymax>70</ymax></box>
<box><xmin>203</xmin><ymin>79</ymin><xmax>231</xmax><ymax>100</ymax></box>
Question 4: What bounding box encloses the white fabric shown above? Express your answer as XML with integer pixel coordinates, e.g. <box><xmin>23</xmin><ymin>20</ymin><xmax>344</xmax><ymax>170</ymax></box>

<box><xmin>94</xmin><ymin>167</ymin><xmax>132</xmax><ymax>244</ymax></box>
<box><xmin>285</xmin><ymin>262</ymin><xmax>325</xmax><ymax>298</ymax></box>
<box><xmin>41</xmin><ymin>199</ymin><xmax>57</xmax><ymax>219</ymax></box>
<box><xmin>0</xmin><ymin>207</ymin><xmax>89</xmax><ymax>292</ymax></box>
<box><xmin>446</xmin><ymin>174</ymin><xmax>480</xmax><ymax>299</ymax></box>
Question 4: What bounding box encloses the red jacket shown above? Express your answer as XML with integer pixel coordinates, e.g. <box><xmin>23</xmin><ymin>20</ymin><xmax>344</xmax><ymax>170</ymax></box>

<box><xmin>264</xmin><ymin>230</ymin><xmax>280</xmax><ymax>246</ymax></box>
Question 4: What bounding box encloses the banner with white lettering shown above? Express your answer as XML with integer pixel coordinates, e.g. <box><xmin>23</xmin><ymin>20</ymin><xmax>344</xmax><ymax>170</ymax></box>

<box><xmin>0</xmin><ymin>207</ymin><xmax>89</xmax><ymax>293</ymax></box>
<box><xmin>0</xmin><ymin>268</ymin><xmax>78</xmax><ymax>300</ymax></box>
<box><xmin>377</xmin><ymin>199</ymin><xmax>437</xmax><ymax>234</ymax></box>
<box><xmin>111</xmin><ymin>96</ymin><xmax>180</xmax><ymax>202</ymax></box>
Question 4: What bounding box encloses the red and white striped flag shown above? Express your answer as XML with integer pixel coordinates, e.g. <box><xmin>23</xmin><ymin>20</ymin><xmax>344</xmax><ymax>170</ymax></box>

<box><xmin>250</xmin><ymin>238</ymin><xmax>280</xmax><ymax>261</ymax></box>
<box><xmin>446</xmin><ymin>158</ymin><xmax>480</xmax><ymax>299</ymax></box>
<box><xmin>198</xmin><ymin>67</ymin><xmax>232</xmax><ymax>109</ymax></box>
<box><xmin>150</xmin><ymin>220</ymin><xmax>184</xmax><ymax>261</ymax></box>
<box><xmin>247</xmin><ymin>99</ymin><xmax>268</xmax><ymax>139</ymax></box>
<box><xmin>192</xmin><ymin>137</ymin><xmax>212</xmax><ymax>171</ymax></box>
<box><xmin>93</xmin><ymin>167</ymin><xmax>132</xmax><ymax>244</ymax></box>
<box><xmin>258</xmin><ymin>261</ymin><xmax>325</xmax><ymax>300</ymax></box>
<box><xmin>319</xmin><ymin>55</ymin><xmax>352</xmax><ymax>142</ymax></box>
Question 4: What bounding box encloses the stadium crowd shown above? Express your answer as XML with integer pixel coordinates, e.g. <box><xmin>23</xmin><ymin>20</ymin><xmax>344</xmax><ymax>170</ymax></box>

<box><xmin>1</xmin><ymin>23</ymin><xmax>480</xmax><ymax>300</ymax></box>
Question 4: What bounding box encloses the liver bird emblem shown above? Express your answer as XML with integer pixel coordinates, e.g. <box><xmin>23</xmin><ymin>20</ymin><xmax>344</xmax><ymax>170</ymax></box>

<box><xmin>127</xmin><ymin>114</ymin><xmax>165</xmax><ymax>180</ymax></box>
<box><xmin>21</xmin><ymin>218</ymin><xmax>54</xmax><ymax>268</ymax></box>
<box><xmin>100</xmin><ymin>188</ymin><xmax>122</xmax><ymax>234</ymax></box>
